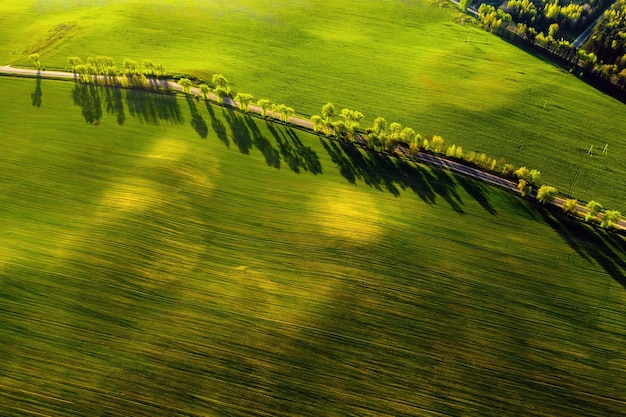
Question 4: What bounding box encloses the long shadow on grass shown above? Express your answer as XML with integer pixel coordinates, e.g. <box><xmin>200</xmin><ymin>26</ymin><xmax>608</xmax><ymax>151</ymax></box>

<box><xmin>223</xmin><ymin>108</ymin><xmax>252</xmax><ymax>154</ymax></box>
<box><xmin>72</xmin><ymin>82</ymin><xmax>102</xmax><ymax>124</ymax></box>
<box><xmin>103</xmin><ymin>86</ymin><xmax>125</xmax><ymax>125</ymax></box>
<box><xmin>267</xmin><ymin>123</ymin><xmax>322</xmax><ymax>174</ymax></box>
<box><xmin>539</xmin><ymin>206</ymin><xmax>626</xmax><ymax>289</ymax></box>
<box><xmin>125</xmin><ymin>88</ymin><xmax>182</xmax><ymax>125</ymax></box>
<box><xmin>244</xmin><ymin>116</ymin><xmax>280</xmax><ymax>168</ymax></box>
<box><xmin>31</xmin><ymin>72</ymin><xmax>42</xmax><ymax>108</ymax></box>
<box><xmin>205</xmin><ymin>102</ymin><xmax>230</xmax><ymax>148</ymax></box>
<box><xmin>321</xmin><ymin>138</ymin><xmax>464</xmax><ymax>212</ymax></box>
<box><xmin>186</xmin><ymin>96</ymin><xmax>208</xmax><ymax>138</ymax></box>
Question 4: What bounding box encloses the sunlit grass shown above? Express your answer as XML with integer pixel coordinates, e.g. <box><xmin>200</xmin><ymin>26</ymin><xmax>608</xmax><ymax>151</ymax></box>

<box><xmin>1</xmin><ymin>76</ymin><xmax>626</xmax><ymax>416</ymax></box>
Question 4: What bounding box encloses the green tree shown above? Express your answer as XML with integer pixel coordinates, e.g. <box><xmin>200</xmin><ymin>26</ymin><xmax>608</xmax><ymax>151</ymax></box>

<box><xmin>257</xmin><ymin>99</ymin><xmax>272</xmax><ymax>117</ymax></box>
<box><xmin>179</xmin><ymin>77</ymin><xmax>192</xmax><ymax>94</ymax></box>
<box><xmin>600</xmin><ymin>210</ymin><xmax>622</xmax><ymax>229</ymax></box>
<box><xmin>142</xmin><ymin>59</ymin><xmax>155</xmax><ymax>76</ymax></box>
<box><xmin>155</xmin><ymin>63</ymin><xmax>165</xmax><ymax>77</ymax></box>
<box><xmin>585</xmin><ymin>200</ymin><xmax>603</xmax><ymax>222</ymax></box>
<box><xmin>529</xmin><ymin>169</ymin><xmax>541</xmax><ymax>185</ymax></box>
<box><xmin>459</xmin><ymin>0</ymin><xmax>470</xmax><ymax>12</ymax></box>
<box><xmin>310</xmin><ymin>115</ymin><xmax>323</xmax><ymax>133</ymax></box>
<box><xmin>283</xmin><ymin>106</ymin><xmax>295</xmax><ymax>123</ymax></box>
<box><xmin>536</xmin><ymin>185</ymin><xmax>557</xmax><ymax>204</ymax></box>
<box><xmin>68</xmin><ymin>56</ymin><xmax>82</xmax><ymax>72</ymax></box>
<box><xmin>321</xmin><ymin>102</ymin><xmax>335</xmax><ymax>122</ymax></box>
<box><xmin>562</xmin><ymin>198</ymin><xmax>578</xmax><ymax>215</ymax></box>
<box><xmin>371</xmin><ymin>117</ymin><xmax>388</xmax><ymax>137</ymax></box>
<box><xmin>333</xmin><ymin>120</ymin><xmax>347</xmax><ymax>140</ymax></box>
<box><xmin>431</xmin><ymin>135</ymin><xmax>445</xmax><ymax>153</ymax></box>
<box><xmin>514</xmin><ymin>166</ymin><xmax>530</xmax><ymax>181</ymax></box>
<box><xmin>199</xmin><ymin>83</ymin><xmax>210</xmax><ymax>100</ymax></box>
<box><xmin>518</xmin><ymin>179</ymin><xmax>531</xmax><ymax>197</ymax></box>
<box><xmin>548</xmin><ymin>23</ymin><xmax>559</xmax><ymax>38</ymax></box>
<box><xmin>29</xmin><ymin>53</ymin><xmax>41</xmax><ymax>70</ymax></box>
<box><xmin>123</xmin><ymin>58</ymin><xmax>138</xmax><ymax>75</ymax></box>
<box><xmin>212</xmin><ymin>74</ymin><xmax>229</xmax><ymax>89</ymax></box>
<box><xmin>234</xmin><ymin>93</ymin><xmax>254</xmax><ymax>112</ymax></box>
<box><xmin>399</xmin><ymin>127</ymin><xmax>416</xmax><ymax>145</ymax></box>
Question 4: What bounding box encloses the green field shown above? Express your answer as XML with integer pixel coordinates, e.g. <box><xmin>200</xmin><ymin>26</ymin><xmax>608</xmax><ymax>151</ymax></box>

<box><xmin>1</xmin><ymin>0</ymin><xmax>625</xmax><ymax>211</ymax></box>
<box><xmin>1</xmin><ymin>76</ymin><xmax>626</xmax><ymax>416</ymax></box>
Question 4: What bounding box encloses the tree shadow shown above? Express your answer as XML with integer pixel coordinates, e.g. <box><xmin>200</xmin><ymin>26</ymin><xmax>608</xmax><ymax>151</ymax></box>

<box><xmin>31</xmin><ymin>72</ymin><xmax>42</xmax><ymax>108</ymax></box>
<box><xmin>205</xmin><ymin>102</ymin><xmax>229</xmax><ymax>148</ymax></box>
<box><xmin>244</xmin><ymin>116</ymin><xmax>280</xmax><ymax>169</ymax></box>
<box><xmin>538</xmin><ymin>206</ymin><xmax>626</xmax><ymax>289</ymax></box>
<box><xmin>186</xmin><ymin>96</ymin><xmax>208</xmax><ymax>138</ymax></box>
<box><xmin>456</xmin><ymin>174</ymin><xmax>498</xmax><ymax>215</ymax></box>
<box><xmin>320</xmin><ymin>138</ymin><xmax>465</xmax><ymax>212</ymax></box>
<box><xmin>103</xmin><ymin>86</ymin><xmax>125</xmax><ymax>125</ymax></box>
<box><xmin>223</xmin><ymin>109</ymin><xmax>252</xmax><ymax>154</ymax></box>
<box><xmin>125</xmin><ymin>88</ymin><xmax>182</xmax><ymax>125</ymax></box>
<box><xmin>71</xmin><ymin>82</ymin><xmax>102</xmax><ymax>124</ymax></box>
<box><xmin>267</xmin><ymin>124</ymin><xmax>322</xmax><ymax>175</ymax></box>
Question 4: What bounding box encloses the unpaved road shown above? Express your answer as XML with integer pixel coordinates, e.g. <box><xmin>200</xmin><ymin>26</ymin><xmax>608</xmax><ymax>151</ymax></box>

<box><xmin>1</xmin><ymin>65</ymin><xmax>623</xmax><ymax>231</ymax></box>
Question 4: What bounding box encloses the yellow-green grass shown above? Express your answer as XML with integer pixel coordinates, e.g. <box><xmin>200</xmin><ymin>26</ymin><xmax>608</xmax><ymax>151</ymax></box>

<box><xmin>2</xmin><ymin>76</ymin><xmax>626</xmax><ymax>416</ymax></box>
<box><xmin>1</xmin><ymin>0</ymin><xmax>625</xmax><ymax>211</ymax></box>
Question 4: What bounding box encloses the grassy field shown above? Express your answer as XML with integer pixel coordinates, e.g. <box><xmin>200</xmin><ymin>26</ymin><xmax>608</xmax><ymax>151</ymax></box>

<box><xmin>0</xmin><ymin>0</ymin><xmax>625</xmax><ymax>211</ymax></box>
<box><xmin>1</xmin><ymin>76</ymin><xmax>626</xmax><ymax>416</ymax></box>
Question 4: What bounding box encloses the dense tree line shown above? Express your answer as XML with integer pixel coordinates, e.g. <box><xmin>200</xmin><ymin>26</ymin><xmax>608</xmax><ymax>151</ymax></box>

<box><xmin>583</xmin><ymin>0</ymin><xmax>626</xmax><ymax>85</ymax></box>
<box><xmin>475</xmin><ymin>0</ymin><xmax>626</xmax><ymax>91</ymax></box>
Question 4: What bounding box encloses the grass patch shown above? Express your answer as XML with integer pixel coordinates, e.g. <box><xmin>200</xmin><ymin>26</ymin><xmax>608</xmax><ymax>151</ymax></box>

<box><xmin>1</xmin><ymin>76</ymin><xmax>626</xmax><ymax>416</ymax></box>
<box><xmin>0</xmin><ymin>0</ymin><xmax>625</xmax><ymax>210</ymax></box>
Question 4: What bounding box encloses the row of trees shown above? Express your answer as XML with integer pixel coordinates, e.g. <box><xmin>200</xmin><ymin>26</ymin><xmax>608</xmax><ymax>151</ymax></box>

<box><xmin>68</xmin><ymin>56</ymin><xmax>166</xmax><ymax>78</ymax></box>
<box><xmin>57</xmin><ymin>54</ymin><xmax>623</xmax><ymax>229</ymax></box>
<box><xmin>562</xmin><ymin>198</ymin><xmax>622</xmax><ymax>228</ymax></box>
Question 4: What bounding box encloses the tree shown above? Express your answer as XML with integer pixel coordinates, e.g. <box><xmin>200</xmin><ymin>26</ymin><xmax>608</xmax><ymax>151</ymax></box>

<box><xmin>459</xmin><ymin>0</ymin><xmax>470</xmax><ymax>12</ymax></box>
<box><xmin>68</xmin><ymin>56</ymin><xmax>82</xmax><ymax>72</ymax></box>
<box><xmin>123</xmin><ymin>58</ymin><xmax>138</xmax><ymax>75</ymax></box>
<box><xmin>234</xmin><ymin>93</ymin><xmax>254</xmax><ymax>112</ymax></box>
<box><xmin>514</xmin><ymin>166</ymin><xmax>530</xmax><ymax>182</ymax></box>
<box><xmin>155</xmin><ymin>63</ymin><xmax>165</xmax><ymax>77</ymax></box>
<box><xmin>536</xmin><ymin>185</ymin><xmax>557</xmax><ymax>204</ymax></box>
<box><xmin>142</xmin><ymin>59</ymin><xmax>155</xmax><ymax>76</ymax></box>
<box><xmin>199</xmin><ymin>83</ymin><xmax>210</xmax><ymax>100</ymax></box>
<box><xmin>548</xmin><ymin>23</ymin><xmax>559</xmax><ymax>38</ymax></box>
<box><xmin>529</xmin><ymin>169</ymin><xmax>541</xmax><ymax>185</ymax></box>
<box><xmin>371</xmin><ymin>117</ymin><xmax>388</xmax><ymax>137</ymax></box>
<box><xmin>399</xmin><ymin>127</ymin><xmax>416</xmax><ymax>145</ymax></box>
<box><xmin>310</xmin><ymin>115</ymin><xmax>323</xmax><ymax>133</ymax></box>
<box><xmin>388</xmin><ymin>122</ymin><xmax>402</xmax><ymax>140</ymax></box>
<box><xmin>518</xmin><ymin>179</ymin><xmax>531</xmax><ymax>197</ymax></box>
<box><xmin>179</xmin><ymin>77</ymin><xmax>192</xmax><ymax>94</ymax></box>
<box><xmin>585</xmin><ymin>200</ymin><xmax>603</xmax><ymax>222</ymax></box>
<box><xmin>321</xmin><ymin>102</ymin><xmax>335</xmax><ymax>122</ymax></box>
<box><xmin>339</xmin><ymin>108</ymin><xmax>364</xmax><ymax>140</ymax></box>
<box><xmin>600</xmin><ymin>210</ymin><xmax>622</xmax><ymax>229</ymax></box>
<box><xmin>562</xmin><ymin>198</ymin><xmax>578</xmax><ymax>215</ymax></box>
<box><xmin>29</xmin><ymin>53</ymin><xmax>41</xmax><ymax>70</ymax></box>
<box><xmin>257</xmin><ymin>99</ymin><xmax>272</xmax><ymax>117</ymax></box>
<box><xmin>333</xmin><ymin>120</ymin><xmax>347</xmax><ymax>140</ymax></box>
<box><xmin>212</xmin><ymin>73</ymin><xmax>229</xmax><ymax>89</ymax></box>
<box><xmin>431</xmin><ymin>135</ymin><xmax>445</xmax><ymax>153</ymax></box>
<box><xmin>283</xmin><ymin>106</ymin><xmax>295</xmax><ymax>123</ymax></box>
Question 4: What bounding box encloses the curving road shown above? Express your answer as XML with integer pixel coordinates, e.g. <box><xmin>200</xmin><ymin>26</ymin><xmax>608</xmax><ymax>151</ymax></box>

<box><xmin>1</xmin><ymin>65</ymin><xmax>623</xmax><ymax>231</ymax></box>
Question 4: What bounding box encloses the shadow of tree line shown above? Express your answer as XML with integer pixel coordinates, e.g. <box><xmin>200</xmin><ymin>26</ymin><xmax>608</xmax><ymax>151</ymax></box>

<box><xmin>321</xmin><ymin>138</ymin><xmax>470</xmax><ymax>213</ymax></box>
<box><xmin>71</xmin><ymin>81</ymin><xmax>182</xmax><ymax>126</ymax></box>
<box><xmin>67</xmin><ymin>79</ymin><xmax>499</xmax><ymax>214</ymax></box>
<box><xmin>538</xmin><ymin>207</ymin><xmax>626</xmax><ymax>290</ymax></box>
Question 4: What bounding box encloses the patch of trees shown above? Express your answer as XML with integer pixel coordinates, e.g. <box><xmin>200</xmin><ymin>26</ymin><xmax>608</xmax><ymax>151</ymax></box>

<box><xmin>67</xmin><ymin>56</ymin><xmax>167</xmax><ymax>88</ymax></box>
<box><xmin>475</xmin><ymin>0</ymin><xmax>626</xmax><ymax>92</ymax></box>
<box><xmin>561</xmin><ymin>198</ymin><xmax>622</xmax><ymax>228</ymax></box>
<box><xmin>583</xmin><ymin>0</ymin><xmax>626</xmax><ymax>86</ymax></box>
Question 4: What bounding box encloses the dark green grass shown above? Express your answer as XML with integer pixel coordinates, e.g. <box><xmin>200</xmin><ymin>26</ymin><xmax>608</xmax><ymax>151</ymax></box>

<box><xmin>1</xmin><ymin>77</ymin><xmax>626</xmax><ymax>416</ymax></box>
<box><xmin>1</xmin><ymin>0</ymin><xmax>625</xmax><ymax>210</ymax></box>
